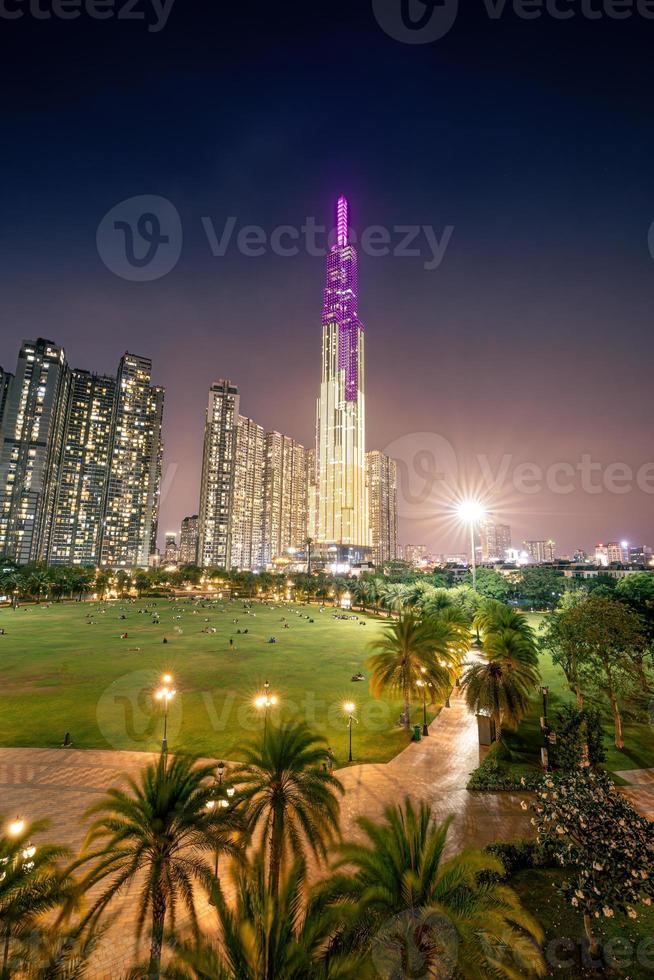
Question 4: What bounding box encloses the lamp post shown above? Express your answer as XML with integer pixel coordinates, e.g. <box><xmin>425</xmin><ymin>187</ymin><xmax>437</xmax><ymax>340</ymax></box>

<box><xmin>416</xmin><ymin>678</ymin><xmax>429</xmax><ymax>737</ymax></box>
<box><xmin>457</xmin><ymin>499</ymin><xmax>487</xmax><ymax>592</ymax></box>
<box><xmin>3</xmin><ymin>817</ymin><xmax>34</xmax><ymax>975</ymax></box>
<box><xmin>205</xmin><ymin>763</ymin><xmax>236</xmax><ymax>901</ymax></box>
<box><xmin>343</xmin><ymin>702</ymin><xmax>357</xmax><ymax>762</ymax></box>
<box><xmin>155</xmin><ymin>673</ymin><xmax>176</xmax><ymax>753</ymax></box>
<box><xmin>255</xmin><ymin>681</ymin><xmax>278</xmax><ymax>744</ymax></box>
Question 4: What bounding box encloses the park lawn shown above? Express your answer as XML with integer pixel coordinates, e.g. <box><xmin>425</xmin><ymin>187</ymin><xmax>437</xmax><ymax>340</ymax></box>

<box><xmin>0</xmin><ymin>598</ymin><xmax>441</xmax><ymax>765</ymax></box>
<box><xmin>511</xmin><ymin>868</ymin><xmax>654</xmax><ymax>978</ymax></box>
<box><xmin>503</xmin><ymin>613</ymin><xmax>654</xmax><ymax>775</ymax></box>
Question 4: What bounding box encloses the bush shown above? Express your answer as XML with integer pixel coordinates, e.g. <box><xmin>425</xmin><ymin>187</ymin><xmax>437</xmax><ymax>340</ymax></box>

<box><xmin>466</xmin><ymin>745</ymin><xmax>543</xmax><ymax>792</ymax></box>
<box><xmin>486</xmin><ymin>840</ymin><xmax>545</xmax><ymax>877</ymax></box>
<box><xmin>551</xmin><ymin>703</ymin><xmax>606</xmax><ymax>770</ymax></box>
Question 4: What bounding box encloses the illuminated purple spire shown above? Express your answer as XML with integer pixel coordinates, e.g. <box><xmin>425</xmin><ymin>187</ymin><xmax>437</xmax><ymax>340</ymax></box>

<box><xmin>322</xmin><ymin>196</ymin><xmax>363</xmax><ymax>402</ymax></box>
<box><xmin>336</xmin><ymin>195</ymin><xmax>348</xmax><ymax>247</ymax></box>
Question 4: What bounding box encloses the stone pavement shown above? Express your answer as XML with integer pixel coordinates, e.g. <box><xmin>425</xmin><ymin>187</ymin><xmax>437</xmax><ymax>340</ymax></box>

<box><xmin>0</xmin><ymin>676</ymin><xmax>530</xmax><ymax>977</ymax></box>
<box><xmin>615</xmin><ymin>767</ymin><xmax>654</xmax><ymax>820</ymax></box>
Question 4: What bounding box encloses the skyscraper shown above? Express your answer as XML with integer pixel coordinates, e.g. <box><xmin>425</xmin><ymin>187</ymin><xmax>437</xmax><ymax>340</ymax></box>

<box><xmin>231</xmin><ymin>415</ymin><xmax>265</xmax><ymax>570</ymax></box>
<box><xmin>49</xmin><ymin>370</ymin><xmax>116</xmax><ymax>565</ymax></box>
<box><xmin>198</xmin><ymin>380</ymin><xmax>240</xmax><ymax>568</ymax></box>
<box><xmin>315</xmin><ymin>196</ymin><xmax>369</xmax><ymax>557</ymax></box>
<box><xmin>179</xmin><ymin>514</ymin><xmax>199</xmax><ymax>565</ymax></box>
<box><xmin>523</xmin><ymin>539</ymin><xmax>556</xmax><ymax>563</ymax></box>
<box><xmin>366</xmin><ymin>450</ymin><xmax>397</xmax><ymax>565</ymax></box>
<box><xmin>164</xmin><ymin>532</ymin><xmax>178</xmax><ymax>565</ymax></box>
<box><xmin>480</xmin><ymin>520</ymin><xmax>512</xmax><ymax>562</ymax></box>
<box><xmin>100</xmin><ymin>353</ymin><xmax>164</xmax><ymax>568</ymax></box>
<box><xmin>0</xmin><ymin>339</ymin><xmax>71</xmax><ymax>563</ymax></box>
<box><xmin>262</xmin><ymin>431</ymin><xmax>308</xmax><ymax>564</ymax></box>
<box><xmin>0</xmin><ymin>366</ymin><xmax>12</xmax><ymax>428</ymax></box>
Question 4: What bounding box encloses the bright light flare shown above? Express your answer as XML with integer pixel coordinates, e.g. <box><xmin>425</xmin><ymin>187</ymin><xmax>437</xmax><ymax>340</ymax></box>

<box><xmin>8</xmin><ymin>818</ymin><xmax>25</xmax><ymax>838</ymax></box>
<box><xmin>343</xmin><ymin>701</ymin><xmax>356</xmax><ymax>715</ymax></box>
<box><xmin>457</xmin><ymin>499</ymin><xmax>486</xmax><ymax>524</ymax></box>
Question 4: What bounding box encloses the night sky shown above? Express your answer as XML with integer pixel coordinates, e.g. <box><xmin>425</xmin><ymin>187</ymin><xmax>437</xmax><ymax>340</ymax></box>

<box><xmin>1</xmin><ymin>1</ymin><xmax>653</xmax><ymax>556</ymax></box>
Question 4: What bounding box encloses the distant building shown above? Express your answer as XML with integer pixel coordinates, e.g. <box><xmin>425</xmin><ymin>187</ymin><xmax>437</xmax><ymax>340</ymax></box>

<box><xmin>0</xmin><ymin>339</ymin><xmax>71</xmax><ymax>564</ymax></box>
<box><xmin>100</xmin><ymin>353</ymin><xmax>164</xmax><ymax>568</ymax></box>
<box><xmin>480</xmin><ymin>521</ymin><xmax>511</xmax><ymax>562</ymax></box>
<box><xmin>523</xmin><ymin>539</ymin><xmax>556</xmax><ymax>563</ymax></box>
<box><xmin>262</xmin><ymin>431</ymin><xmax>308</xmax><ymax>565</ymax></box>
<box><xmin>366</xmin><ymin>450</ymin><xmax>397</xmax><ymax>565</ymax></box>
<box><xmin>0</xmin><ymin>366</ymin><xmax>11</xmax><ymax>428</ymax></box>
<box><xmin>198</xmin><ymin>380</ymin><xmax>240</xmax><ymax>569</ymax></box>
<box><xmin>231</xmin><ymin>416</ymin><xmax>265</xmax><ymax>570</ymax></box>
<box><xmin>164</xmin><ymin>532</ymin><xmax>178</xmax><ymax>565</ymax></box>
<box><xmin>49</xmin><ymin>371</ymin><xmax>116</xmax><ymax>566</ymax></box>
<box><xmin>306</xmin><ymin>447</ymin><xmax>317</xmax><ymax>541</ymax></box>
<box><xmin>629</xmin><ymin>544</ymin><xmax>652</xmax><ymax>566</ymax></box>
<box><xmin>594</xmin><ymin>543</ymin><xmax>609</xmax><ymax>566</ymax></box>
<box><xmin>404</xmin><ymin>544</ymin><xmax>427</xmax><ymax>566</ymax></box>
<box><xmin>179</xmin><ymin>515</ymin><xmax>199</xmax><ymax>565</ymax></box>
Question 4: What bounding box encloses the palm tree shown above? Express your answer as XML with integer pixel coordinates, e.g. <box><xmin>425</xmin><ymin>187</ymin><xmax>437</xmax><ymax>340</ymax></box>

<box><xmin>460</xmin><ymin>630</ymin><xmax>540</xmax><ymax>742</ymax></box>
<box><xmin>0</xmin><ymin>815</ymin><xmax>72</xmax><ymax>978</ymax></box>
<box><xmin>162</xmin><ymin>848</ymin><xmax>359</xmax><ymax>979</ymax></box>
<box><xmin>78</xmin><ymin>752</ymin><xmax>242</xmax><ymax>979</ymax></box>
<box><xmin>323</xmin><ymin>797</ymin><xmax>545</xmax><ymax>979</ymax></box>
<box><xmin>474</xmin><ymin>600</ymin><xmax>535</xmax><ymax>644</ymax></box>
<box><xmin>366</xmin><ymin>612</ymin><xmax>464</xmax><ymax>730</ymax></box>
<box><xmin>231</xmin><ymin>722</ymin><xmax>343</xmax><ymax>897</ymax></box>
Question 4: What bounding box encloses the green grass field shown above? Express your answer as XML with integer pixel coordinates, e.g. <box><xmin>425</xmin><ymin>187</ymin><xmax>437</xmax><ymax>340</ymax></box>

<box><xmin>503</xmin><ymin>613</ymin><xmax>654</xmax><ymax>774</ymax></box>
<box><xmin>0</xmin><ymin>598</ymin><xmax>441</xmax><ymax>765</ymax></box>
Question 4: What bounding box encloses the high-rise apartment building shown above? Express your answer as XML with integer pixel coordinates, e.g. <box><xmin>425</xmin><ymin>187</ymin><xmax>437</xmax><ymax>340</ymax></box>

<box><xmin>262</xmin><ymin>431</ymin><xmax>308</xmax><ymax>565</ymax></box>
<box><xmin>306</xmin><ymin>448</ymin><xmax>317</xmax><ymax>541</ymax></box>
<box><xmin>523</xmin><ymin>539</ymin><xmax>556</xmax><ymax>564</ymax></box>
<box><xmin>49</xmin><ymin>371</ymin><xmax>116</xmax><ymax>565</ymax></box>
<box><xmin>366</xmin><ymin>450</ymin><xmax>397</xmax><ymax>565</ymax></box>
<box><xmin>0</xmin><ymin>367</ymin><xmax>12</xmax><ymax>428</ymax></box>
<box><xmin>607</xmin><ymin>541</ymin><xmax>626</xmax><ymax>564</ymax></box>
<box><xmin>315</xmin><ymin>196</ymin><xmax>369</xmax><ymax>555</ymax></box>
<box><xmin>198</xmin><ymin>380</ymin><xmax>240</xmax><ymax>568</ymax></box>
<box><xmin>231</xmin><ymin>416</ymin><xmax>265</xmax><ymax>570</ymax></box>
<box><xmin>0</xmin><ymin>339</ymin><xmax>71</xmax><ymax>564</ymax></box>
<box><xmin>480</xmin><ymin>520</ymin><xmax>511</xmax><ymax>562</ymax></box>
<box><xmin>179</xmin><ymin>514</ymin><xmax>199</xmax><ymax>565</ymax></box>
<box><xmin>100</xmin><ymin>353</ymin><xmax>164</xmax><ymax>568</ymax></box>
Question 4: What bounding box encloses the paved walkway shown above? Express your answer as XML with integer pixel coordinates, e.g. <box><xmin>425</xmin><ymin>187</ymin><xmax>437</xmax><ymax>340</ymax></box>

<box><xmin>615</xmin><ymin>768</ymin><xmax>654</xmax><ymax>820</ymax></box>
<box><xmin>0</xmin><ymin>679</ymin><xmax>530</xmax><ymax>977</ymax></box>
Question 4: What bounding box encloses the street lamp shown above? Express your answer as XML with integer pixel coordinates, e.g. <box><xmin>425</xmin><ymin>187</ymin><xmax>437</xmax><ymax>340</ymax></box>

<box><xmin>155</xmin><ymin>674</ymin><xmax>176</xmax><ymax>753</ymax></box>
<box><xmin>343</xmin><ymin>701</ymin><xmax>357</xmax><ymax>763</ymax></box>
<box><xmin>3</xmin><ymin>817</ymin><xmax>34</xmax><ymax>971</ymax></box>
<box><xmin>255</xmin><ymin>681</ymin><xmax>278</xmax><ymax>743</ymax></box>
<box><xmin>457</xmin><ymin>499</ymin><xmax>486</xmax><ymax>592</ymax></box>
<box><xmin>416</xmin><ymin>679</ymin><xmax>429</xmax><ymax>737</ymax></box>
<box><xmin>206</xmin><ymin>762</ymin><xmax>234</xmax><ymax>901</ymax></box>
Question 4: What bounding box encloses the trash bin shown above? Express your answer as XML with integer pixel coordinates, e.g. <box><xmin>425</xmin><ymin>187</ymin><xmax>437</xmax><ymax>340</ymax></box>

<box><xmin>412</xmin><ymin>725</ymin><xmax>422</xmax><ymax>742</ymax></box>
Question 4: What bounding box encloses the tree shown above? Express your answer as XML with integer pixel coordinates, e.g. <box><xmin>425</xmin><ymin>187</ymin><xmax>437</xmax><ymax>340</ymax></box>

<box><xmin>461</xmin><ymin>629</ymin><xmax>540</xmax><ymax>742</ymax></box>
<box><xmin>516</xmin><ymin>568</ymin><xmax>564</xmax><ymax>610</ymax></box>
<box><xmin>231</xmin><ymin>723</ymin><xmax>343</xmax><ymax>898</ymax></box>
<box><xmin>0</xmin><ymin>815</ymin><xmax>72</xmax><ymax>978</ymax></box>
<box><xmin>474</xmin><ymin>600</ymin><xmax>537</xmax><ymax>645</ymax></box>
<box><xmin>163</xmin><ymin>848</ymin><xmax>359</xmax><ymax>979</ymax></box>
<box><xmin>79</xmin><ymin>752</ymin><xmax>241</xmax><ymax>978</ymax></box>
<box><xmin>531</xmin><ymin>770</ymin><xmax>654</xmax><ymax>957</ymax></box>
<box><xmin>616</xmin><ymin>572</ymin><xmax>654</xmax><ymax>638</ymax></box>
<box><xmin>550</xmin><ymin>703</ymin><xmax>606</xmax><ymax>771</ymax></box>
<box><xmin>323</xmin><ymin>797</ymin><xmax>545</xmax><ymax>978</ymax></box>
<box><xmin>366</xmin><ymin>611</ymin><xmax>465</xmax><ymax>730</ymax></box>
<box><xmin>549</xmin><ymin>595</ymin><xmax>646</xmax><ymax>748</ymax></box>
<box><xmin>465</xmin><ymin>568</ymin><xmax>514</xmax><ymax>603</ymax></box>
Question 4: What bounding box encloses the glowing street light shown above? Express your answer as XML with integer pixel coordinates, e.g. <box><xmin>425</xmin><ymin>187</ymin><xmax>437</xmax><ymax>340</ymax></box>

<box><xmin>343</xmin><ymin>701</ymin><xmax>357</xmax><ymax>763</ymax></box>
<box><xmin>255</xmin><ymin>680</ymin><xmax>278</xmax><ymax>743</ymax></box>
<box><xmin>457</xmin><ymin>498</ymin><xmax>487</xmax><ymax>592</ymax></box>
<box><xmin>7</xmin><ymin>817</ymin><xmax>25</xmax><ymax>838</ymax></box>
<box><xmin>416</xmin><ymin>679</ymin><xmax>430</xmax><ymax>737</ymax></box>
<box><xmin>155</xmin><ymin>674</ymin><xmax>176</xmax><ymax>754</ymax></box>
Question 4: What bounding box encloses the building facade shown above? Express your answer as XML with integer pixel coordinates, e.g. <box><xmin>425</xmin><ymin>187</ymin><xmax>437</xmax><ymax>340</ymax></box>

<box><xmin>366</xmin><ymin>450</ymin><xmax>397</xmax><ymax>565</ymax></box>
<box><xmin>315</xmin><ymin>196</ymin><xmax>369</xmax><ymax>552</ymax></box>
<box><xmin>404</xmin><ymin>544</ymin><xmax>427</xmax><ymax>566</ymax></box>
<box><xmin>100</xmin><ymin>354</ymin><xmax>164</xmax><ymax>568</ymax></box>
<box><xmin>231</xmin><ymin>415</ymin><xmax>265</xmax><ymax>570</ymax></box>
<box><xmin>0</xmin><ymin>339</ymin><xmax>71</xmax><ymax>564</ymax></box>
<box><xmin>523</xmin><ymin>539</ymin><xmax>556</xmax><ymax>563</ymax></box>
<box><xmin>164</xmin><ymin>532</ymin><xmax>178</xmax><ymax>565</ymax></box>
<box><xmin>262</xmin><ymin>431</ymin><xmax>307</xmax><ymax>565</ymax></box>
<box><xmin>49</xmin><ymin>371</ymin><xmax>116</xmax><ymax>565</ymax></box>
<box><xmin>179</xmin><ymin>514</ymin><xmax>199</xmax><ymax>565</ymax></box>
<box><xmin>480</xmin><ymin>520</ymin><xmax>512</xmax><ymax>562</ymax></box>
<box><xmin>198</xmin><ymin>380</ymin><xmax>240</xmax><ymax>568</ymax></box>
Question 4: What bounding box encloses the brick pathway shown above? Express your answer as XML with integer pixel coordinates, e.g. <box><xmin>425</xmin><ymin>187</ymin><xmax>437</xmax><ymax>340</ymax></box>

<box><xmin>0</xmin><ymin>678</ymin><xmax>530</xmax><ymax>977</ymax></box>
<box><xmin>615</xmin><ymin>767</ymin><xmax>654</xmax><ymax>821</ymax></box>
